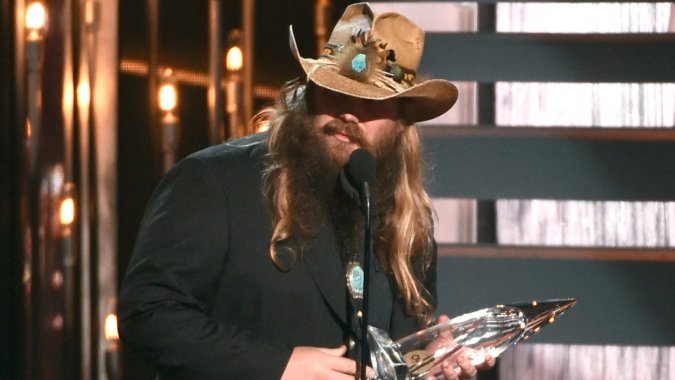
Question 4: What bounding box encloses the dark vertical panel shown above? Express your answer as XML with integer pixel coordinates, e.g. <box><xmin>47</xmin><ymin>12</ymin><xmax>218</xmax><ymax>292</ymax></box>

<box><xmin>33</xmin><ymin>0</ymin><xmax>69</xmax><ymax>376</ymax></box>
<box><xmin>0</xmin><ymin>0</ymin><xmax>20</xmax><ymax>378</ymax></box>
<box><xmin>117</xmin><ymin>74</ymin><xmax>160</xmax><ymax>380</ymax></box>
<box><xmin>7</xmin><ymin>0</ymin><xmax>78</xmax><ymax>376</ymax></box>
<box><xmin>477</xmin><ymin>4</ymin><xmax>497</xmax><ymax>245</ymax></box>
<box><xmin>208</xmin><ymin>0</ymin><xmax>224</xmax><ymax>144</ymax></box>
<box><xmin>241</xmin><ymin>0</ymin><xmax>254</xmax><ymax>125</ymax></box>
<box><xmin>147</xmin><ymin>0</ymin><xmax>162</xmax><ymax>178</ymax></box>
<box><xmin>478</xmin><ymin>3</ymin><xmax>495</xmax><ymax>33</ymax></box>
<box><xmin>477</xmin><ymin>83</ymin><xmax>495</xmax><ymax>123</ymax></box>
<box><xmin>476</xmin><ymin>6</ymin><xmax>498</xmax><ymax>378</ymax></box>
<box><xmin>67</xmin><ymin>0</ymin><xmax>83</xmax><ymax>377</ymax></box>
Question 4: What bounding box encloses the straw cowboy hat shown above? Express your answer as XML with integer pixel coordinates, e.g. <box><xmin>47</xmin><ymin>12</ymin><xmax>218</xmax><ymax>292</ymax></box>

<box><xmin>289</xmin><ymin>2</ymin><xmax>458</xmax><ymax>122</ymax></box>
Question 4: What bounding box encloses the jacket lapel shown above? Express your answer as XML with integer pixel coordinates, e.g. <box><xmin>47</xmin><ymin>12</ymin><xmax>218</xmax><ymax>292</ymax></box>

<box><xmin>302</xmin><ymin>219</ymin><xmax>348</xmax><ymax>326</ymax></box>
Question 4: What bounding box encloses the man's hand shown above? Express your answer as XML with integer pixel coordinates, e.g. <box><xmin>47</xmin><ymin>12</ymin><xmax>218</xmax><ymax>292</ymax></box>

<box><xmin>433</xmin><ymin>353</ymin><xmax>496</xmax><ymax>380</ymax></box>
<box><xmin>281</xmin><ymin>345</ymin><xmax>376</xmax><ymax>380</ymax></box>
<box><xmin>425</xmin><ymin>315</ymin><xmax>497</xmax><ymax>380</ymax></box>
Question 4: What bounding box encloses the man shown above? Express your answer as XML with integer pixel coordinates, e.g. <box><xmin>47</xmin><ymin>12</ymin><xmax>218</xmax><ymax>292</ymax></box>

<box><xmin>119</xmin><ymin>3</ymin><xmax>494</xmax><ymax>379</ymax></box>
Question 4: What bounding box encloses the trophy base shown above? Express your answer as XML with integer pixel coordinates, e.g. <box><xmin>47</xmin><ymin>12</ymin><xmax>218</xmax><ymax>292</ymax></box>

<box><xmin>368</xmin><ymin>326</ymin><xmax>411</xmax><ymax>380</ymax></box>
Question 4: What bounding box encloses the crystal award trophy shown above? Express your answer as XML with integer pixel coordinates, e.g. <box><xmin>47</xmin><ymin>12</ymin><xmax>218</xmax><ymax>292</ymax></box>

<box><xmin>368</xmin><ymin>298</ymin><xmax>576</xmax><ymax>380</ymax></box>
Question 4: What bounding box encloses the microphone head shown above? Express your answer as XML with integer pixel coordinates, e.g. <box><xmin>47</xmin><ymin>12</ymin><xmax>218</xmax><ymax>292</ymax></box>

<box><xmin>346</xmin><ymin>148</ymin><xmax>376</xmax><ymax>186</ymax></box>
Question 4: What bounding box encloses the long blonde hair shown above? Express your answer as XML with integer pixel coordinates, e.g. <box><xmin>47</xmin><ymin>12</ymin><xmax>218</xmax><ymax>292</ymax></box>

<box><xmin>262</xmin><ymin>80</ymin><xmax>436</xmax><ymax>323</ymax></box>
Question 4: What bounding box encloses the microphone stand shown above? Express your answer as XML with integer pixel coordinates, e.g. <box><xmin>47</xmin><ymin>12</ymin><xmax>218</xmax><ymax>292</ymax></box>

<box><xmin>340</xmin><ymin>148</ymin><xmax>376</xmax><ymax>379</ymax></box>
<box><xmin>360</xmin><ymin>182</ymin><xmax>372</xmax><ymax>380</ymax></box>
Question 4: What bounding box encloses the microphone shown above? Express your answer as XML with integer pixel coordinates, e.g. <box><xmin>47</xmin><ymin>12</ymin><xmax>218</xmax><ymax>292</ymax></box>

<box><xmin>340</xmin><ymin>149</ymin><xmax>376</xmax><ymax>380</ymax></box>
<box><xmin>340</xmin><ymin>148</ymin><xmax>376</xmax><ymax>210</ymax></box>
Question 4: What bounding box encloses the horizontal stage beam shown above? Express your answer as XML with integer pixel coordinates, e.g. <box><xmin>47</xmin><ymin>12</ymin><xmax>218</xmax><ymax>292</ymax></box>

<box><xmin>424</xmin><ymin>33</ymin><xmax>675</xmax><ymax>82</ymax></box>
<box><xmin>421</xmin><ymin>130</ymin><xmax>675</xmax><ymax>201</ymax></box>
<box><xmin>438</xmin><ymin>244</ymin><xmax>675</xmax><ymax>262</ymax></box>
<box><xmin>421</xmin><ymin>126</ymin><xmax>675</xmax><ymax>141</ymax></box>
<box><xmin>436</xmin><ymin>255</ymin><xmax>675</xmax><ymax>345</ymax></box>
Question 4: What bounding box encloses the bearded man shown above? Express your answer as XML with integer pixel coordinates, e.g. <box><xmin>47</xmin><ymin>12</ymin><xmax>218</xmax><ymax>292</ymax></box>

<box><xmin>119</xmin><ymin>3</ymin><xmax>494</xmax><ymax>379</ymax></box>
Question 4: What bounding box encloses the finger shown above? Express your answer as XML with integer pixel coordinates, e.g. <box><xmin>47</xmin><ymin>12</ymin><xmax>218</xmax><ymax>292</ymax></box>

<box><xmin>329</xmin><ymin>356</ymin><xmax>365</xmax><ymax>376</ymax></box>
<box><xmin>364</xmin><ymin>365</ymin><xmax>376</xmax><ymax>380</ymax></box>
<box><xmin>441</xmin><ymin>360</ymin><xmax>460</xmax><ymax>380</ymax></box>
<box><xmin>315</xmin><ymin>346</ymin><xmax>363</xmax><ymax>377</ymax></box>
<box><xmin>477</xmin><ymin>354</ymin><xmax>496</xmax><ymax>370</ymax></box>
<box><xmin>456</xmin><ymin>356</ymin><xmax>477</xmax><ymax>379</ymax></box>
<box><xmin>317</xmin><ymin>345</ymin><xmax>347</xmax><ymax>356</ymax></box>
<box><xmin>437</xmin><ymin>314</ymin><xmax>453</xmax><ymax>338</ymax></box>
<box><xmin>353</xmin><ymin>361</ymin><xmax>377</xmax><ymax>379</ymax></box>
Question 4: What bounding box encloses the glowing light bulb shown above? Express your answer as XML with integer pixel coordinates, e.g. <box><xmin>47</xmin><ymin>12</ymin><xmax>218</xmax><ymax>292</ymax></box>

<box><xmin>226</xmin><ymin>46</ymin><xmax>243</xmax><ymax>72</ymax></box>
<box><xmin>77</xmin><ymin>81</ymin><xmax>91</xmax><ymax>109</ymax></box>
<box><xmin>159</xmin><ymin>83</ymin><xmax>178</xmax><ymax>112</ymax></box>
<box><xmin>60</xmin><ymin>197</ymin><xmax>75</xmax><ymax>225</ymax></box>
<box><xmin>104</xmin><ymin>314</ymin><xmax>119</xmax><ymax>342</ymax></box>
<box><xmin>26</xmin><ymin>2</ymin><xmax>47</xmax><ymax>31</ymax></box>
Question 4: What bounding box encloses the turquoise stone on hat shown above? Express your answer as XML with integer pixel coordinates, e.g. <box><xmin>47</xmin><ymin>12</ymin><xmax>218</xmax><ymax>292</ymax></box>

<box><xmin>351</xmin><ymin>53</ymin><xmax>367</xmax><ymax>73</ymax></box>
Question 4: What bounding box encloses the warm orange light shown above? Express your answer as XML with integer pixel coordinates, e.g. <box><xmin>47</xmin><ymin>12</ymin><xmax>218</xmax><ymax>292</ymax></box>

<box><xmin>63</xmin><ymin>79</ymin><xmax>75</xmax><ymax>121</ymax></box>
<box><xmin>104</xmin><ymin>313</ymin><xmax>119</xmax><ymax>342</ymax></box>
<box><xmin>226</xmin><ymin>46</ymin><xmax>243</xmax><ymax>72</ymax></box>
<box><xmin>26</xmin><ymin>119</ymin><xmax>32</xmax><ymax>139</ymax></box>
<box><xmin>77</xmin><ymin>81</ymin><xmax>91</xmax><ymax>110</ymax></box>
<box><xmin>60</xmin><ymin>197</ymin><xmax>75</xmax><ymax>225</ymax></box>
<box><xmin>256</xmin><ymin>120</ymin><xmax>270</xmax><ymax>133</ymax></box>
<box><xmin>159</xmin><ymin>83</ymin><xmax>178</xmax><ymax>112</ymax></box>
<box><xmin>25</xmin><ymin>2</ymin><xmax>47</xmax><ymax>32</ymax></box>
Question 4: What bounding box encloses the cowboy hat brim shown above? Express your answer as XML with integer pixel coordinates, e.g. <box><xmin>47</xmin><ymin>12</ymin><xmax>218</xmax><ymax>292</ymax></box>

<box><xmin>289</xmin><ymin>26</ymin><xmax>457</xmax><ymax>123</ymax></box>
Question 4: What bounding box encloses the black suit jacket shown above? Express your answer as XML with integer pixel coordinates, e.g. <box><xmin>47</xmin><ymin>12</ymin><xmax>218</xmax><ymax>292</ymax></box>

<box><xmin>118</xmin><ymin>133</ymin><xmax>437</xmax><ymax>379</ymax></box>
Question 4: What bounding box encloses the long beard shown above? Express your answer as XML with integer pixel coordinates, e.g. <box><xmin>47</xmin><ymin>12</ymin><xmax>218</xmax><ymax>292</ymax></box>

<box><xmin>331</xmin><ymin>132</ymin><xmax>404</xmax><ymax>262</ymax></box>
<box><xmin>273</xmin><ymin>111</ymin><xmax>405</xmax><ymax>256</ymax></box>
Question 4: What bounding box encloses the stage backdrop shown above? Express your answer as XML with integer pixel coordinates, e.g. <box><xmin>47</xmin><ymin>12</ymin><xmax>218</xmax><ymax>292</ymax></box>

<box><xmin>372</xmin><ymin>2</ymin><xmax>675</xmax><ymax>380</ymax></box>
